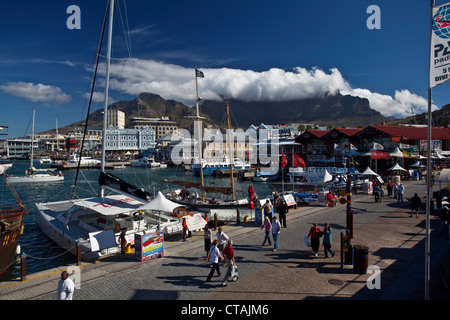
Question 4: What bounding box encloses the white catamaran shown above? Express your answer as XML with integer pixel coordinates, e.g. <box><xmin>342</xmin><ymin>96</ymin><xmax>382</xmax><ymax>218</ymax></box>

<box><xmin>35</xmin><ymin>0</ymin><xmax>182</xmax><ymax>259</ymax></box>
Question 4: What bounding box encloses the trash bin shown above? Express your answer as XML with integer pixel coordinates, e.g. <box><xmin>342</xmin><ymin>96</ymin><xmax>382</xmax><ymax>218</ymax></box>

<box><xmin>353</xmin><ymin>245</ymin><xmax>369</xmax><ymax>274</ymax></box>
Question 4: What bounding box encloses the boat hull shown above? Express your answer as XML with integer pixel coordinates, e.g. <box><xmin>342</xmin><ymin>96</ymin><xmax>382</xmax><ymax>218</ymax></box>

<box><xmin>0</xmin><ymin>206</ymin><xmax>26</xmax><ymax>278</ymax></box>
<box><xmin>9</xmin><ymin>175</ymin><xmax>64</xmax><ymax>183</ymax></box>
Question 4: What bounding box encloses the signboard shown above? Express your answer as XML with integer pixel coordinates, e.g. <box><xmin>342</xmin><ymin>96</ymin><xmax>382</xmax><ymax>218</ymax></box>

<box><xmin>135</xmin><ymin>231</ymin><xmax>164</xmax><ymax>262</ymax></box>
<box><xmin>430</xmin><ymin>2</ymin><xmax>450</xmax><ymax>88</ymax></box>
<box><xmin>420</xmin><ymin>139</ymin><xmax>442</xmax><ymax>151</ymax></box>
<box><xmin>89</xmin><ymin>229</ymin><xmax>117</xmax><ymax>252</ymax></box>
<box><xmin>283</xmin><ymin>194</ymin><xmax>296</xmax><ymax>207</ymax></box>
<box><xmin>318</xmin><ymin>191</ymin><xmax>327</xmax><ymax>206</ymax></box>
<box><xmin>185</xmin><ymin>213</ymin><xmax>207</xmax><ymax>231</ymax></box>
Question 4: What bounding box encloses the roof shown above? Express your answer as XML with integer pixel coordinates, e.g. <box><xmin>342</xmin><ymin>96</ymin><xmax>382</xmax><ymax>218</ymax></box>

<box><xmin>361</xmin><ymin>125</ymin><xmax>450</xmax><ymax>140</ymax></box>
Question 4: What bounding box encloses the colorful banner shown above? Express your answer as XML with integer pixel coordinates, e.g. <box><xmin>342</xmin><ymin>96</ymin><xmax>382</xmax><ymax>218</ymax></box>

<box><xmin>430</xmin><ymin>2</ymin><xmax>450</xmax><ymax>88</ymax></box>
<box><xmin>135</xmin><ymin>231</ymin><xmax>164</xmax><ymax>262</ymax></box>
<box><xmin>371</xmin><ymin>150</ymin><xmax>391</xmax><ymax>160</ymax></box>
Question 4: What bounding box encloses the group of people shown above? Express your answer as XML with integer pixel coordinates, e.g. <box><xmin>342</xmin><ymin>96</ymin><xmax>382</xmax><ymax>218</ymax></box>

<box><xmin>307</xmin><ymin>222</ymin><xmax>335</xmax><ymax>258</ymax></box>
<box><xmin>204</xmin><ymin>225</ymin><xmax>236</xmax><ymax>286</ymax></box>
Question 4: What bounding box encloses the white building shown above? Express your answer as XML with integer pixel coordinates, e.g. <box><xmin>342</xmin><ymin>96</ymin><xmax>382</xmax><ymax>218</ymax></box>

<box><xmin>105</xmin><ymin>125</ymin><xmax>155</xmax><ymax>151</ymax></box>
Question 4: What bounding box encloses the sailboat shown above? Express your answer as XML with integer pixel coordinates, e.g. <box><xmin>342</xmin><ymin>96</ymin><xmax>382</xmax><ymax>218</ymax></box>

<box><xmin>0</xmin><ymin>164</ymin><xmax>28</xmax><ymax>278</ymax></box>
<box><xmin>8</xmin><ymin>108</ymin><xmax>64</xmax><ymax>184</ymax></box>
<box><xmin>165</xmin><ymin>77</ymin><xmax>249</xmax><ymax>208</ymax></box>
<box><xmin>35</xmin><ymin>0</ymin><xmax>182</xmax><ymax>259</ymax></box>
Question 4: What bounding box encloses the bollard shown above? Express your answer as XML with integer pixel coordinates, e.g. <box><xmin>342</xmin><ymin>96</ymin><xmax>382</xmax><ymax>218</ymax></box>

<box><xmin>183</xmin><ymin>216</ymin><xmax>187</xmax><ymax>242</ymax></box>
<box><xmin>236</xmin><ymin>209</ymin><xmax>240</xmax><ymax>225</ymax></box>
<box><xmin>214</xmin><ymin>213</ymin><xmax>218</xmax><ymax>230</ymax></box>
<box><xmin>76</xmin><ymin>243</ymin><xmax>82</xmax><ymax>266</ymax></box>
<box><xmin>20</xmin><ymin>252</ymin><xmax>26</xmax><ymax>281</ymax></box>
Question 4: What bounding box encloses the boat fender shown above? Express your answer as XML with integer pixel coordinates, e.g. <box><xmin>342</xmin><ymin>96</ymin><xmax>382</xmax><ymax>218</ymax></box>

<box><xmin>114</xmin><ymin>222</ymin><xmax>121</xmax><ymax>233</ymax></box>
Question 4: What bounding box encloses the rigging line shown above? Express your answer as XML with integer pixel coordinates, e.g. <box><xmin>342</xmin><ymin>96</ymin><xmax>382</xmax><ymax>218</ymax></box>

<box><xmin>72</xmin><ymin>0</ymin><xmax>110</xmax><ymax>199</ymax></box>
<box><xmin>116</xmin><ymin>0</ymin><xmax>133</xmax><ymax>59</ymax></box>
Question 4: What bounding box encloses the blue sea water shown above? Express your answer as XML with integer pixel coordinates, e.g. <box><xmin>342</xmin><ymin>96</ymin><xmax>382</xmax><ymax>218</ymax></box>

<box><xmin>0</xmin><ymin>160</ymin><xmax>278</xmax><ymax>280</ymax></box>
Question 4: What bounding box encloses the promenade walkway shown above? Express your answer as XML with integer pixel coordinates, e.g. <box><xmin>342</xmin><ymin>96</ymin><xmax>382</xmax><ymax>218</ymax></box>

<box><xmin>0</xmin><ymin>179</ymin><xmax>449</xmax><ymax>303</ymax></box>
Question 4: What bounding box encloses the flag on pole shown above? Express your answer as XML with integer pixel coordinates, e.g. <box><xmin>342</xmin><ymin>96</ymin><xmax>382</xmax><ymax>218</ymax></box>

<box><xmin>196</xmin><ymin>68</ymin><xmax>204</xmax><ymax>78</ymax></box>
<box><xmin>371</xmin><ymin>142</ymin><xmax>384</xmax><ymax>150</ymax></box>
<box><xmin>293</xmin><ymin>153</ymin><xmax>306</xmax><ymax>167</ymax></box>
<box><xmin>371</xmin><ymin>150</ymin><xmax>391</xmax><ymax>160</ymax></box>
<box><xmin>430</xmin><ymin>2</ymin><xmax>450</xmax><ymax>88</ymax></box>
<box><xmin>281</xmin><ymin>153</ymin><xmax>287</xmax><ymax>168</ymax></box>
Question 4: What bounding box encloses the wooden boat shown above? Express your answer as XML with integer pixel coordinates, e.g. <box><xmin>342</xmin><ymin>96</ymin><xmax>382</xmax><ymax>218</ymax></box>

<box><xmin>0</xmin><ymin>166</ymin><xmax>28</xmax><ymax>278</ymax></box>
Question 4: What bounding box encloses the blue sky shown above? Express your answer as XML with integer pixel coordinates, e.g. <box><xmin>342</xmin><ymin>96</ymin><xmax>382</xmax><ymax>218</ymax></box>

<box><xmin>1</xmin><ymin>0</ymin><xmax>449</xmax><ymax>138</ymax></box>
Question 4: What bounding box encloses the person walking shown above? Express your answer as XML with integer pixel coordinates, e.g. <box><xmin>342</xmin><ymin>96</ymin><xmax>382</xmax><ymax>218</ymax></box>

<box><xmin>387</xmin><ymin>180</ymin><xmax>393</xmax><ymax>196</ymax></box>
<box><xmin>373</xmin><ymin>185</ymin><xmax>380</xmax><ymax>202</ymax></box>
<box><xmin>260</xmin><ymin>216</ymin><xmax>272</xmax><ymax>247</ymax></box>
<box><xmin>278</xmin><ymin>200</ymin><xmax>288</xmax><ymax>227</ymax></box>
<box><xmin>322</xmin><ymin>223</ymin><xmax>335</xmax><ymax>258</ymax></box>
<box><xmin>203</xmin><ymin>224</ymin><xmax>212</xmax><ymax>259</ymax></box>
<box><xmin>216</xmin><ymin>227</ymin><xmax>229</xmax><ymax>266</ymax></box>
<box><xmin>206</xmin><ymin>239</ymin><xmax>223</xmax><ymax>282</ymax></box>
<box><xmin>262</xmin><ymin>200</ymin><xmax>273</xmax><ymax>223</ymax></box>
<box><xmin>272</xmin><ymin>216</ymin><xmax>281</xmax><ymax>251</ymax></box>
<box><xmin>57</xmin><ymin>271</ymin><xmax>75</xmax><ymax>300</ymax></box>
<box><xmin>409</xmin><ymin>193</ymin><xmax>422</xmax><ymax>218</ymax></box>
<box><xmin>308</xmin><ymin>223</ymin><xmax>323</xmax><ymax>257</ymax></box>
<box><xmin>397</xmin><ymin>183</ymin><xmax>405</xmax><ymax>202</ymax></box>
<box><xmin>221</xmin><ymin>240</ymin><xmax>236</xmax><ymax>286</ymax></box>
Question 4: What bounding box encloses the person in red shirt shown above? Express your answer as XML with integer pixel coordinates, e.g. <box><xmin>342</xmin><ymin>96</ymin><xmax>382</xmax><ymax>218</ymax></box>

<box><xmin>327</xmin><ymin>191</ymin><xmax>337</xmax><ymax>207</ymax></box>
<box><xmin>308</xmin><ymin>223</ymin><xmax>323</xmax><ymax>256</ymax></box>
<box><xmin>221</xmin><ymin>240</ymin><xmax>236</xmax><ymax>286</ymax></box>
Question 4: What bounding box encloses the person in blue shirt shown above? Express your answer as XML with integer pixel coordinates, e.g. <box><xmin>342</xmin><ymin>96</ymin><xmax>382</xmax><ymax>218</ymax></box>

<box><xmin>323</xmin><ymin>223</ymin><xmax>335</xmax><ymax>258</ymax></box>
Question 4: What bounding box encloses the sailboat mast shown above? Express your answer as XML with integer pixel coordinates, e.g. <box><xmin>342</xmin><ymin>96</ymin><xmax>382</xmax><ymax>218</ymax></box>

<box><xmin>100</xmin><ymin>0</ymin><xmax>114</xmax><ymax>196</ymax></box>
<box><xmin>30</xmin><ymin>108</ymin><xmax>35</xmax><ymax>170</ymax></box>
<box><xmin>194</xmin><ymin>65</ymin><xmax>204</xmax><ymax>188</ymax></box>
<box><xmin>226</xmin><ymin>102</ymin><xmax>236</xmax><ymax>201</ymax></box>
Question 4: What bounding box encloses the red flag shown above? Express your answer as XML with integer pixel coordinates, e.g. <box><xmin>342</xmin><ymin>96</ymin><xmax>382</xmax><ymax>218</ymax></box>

<box><xmin>293</xmin><ymin>153</ymin><xmax>306</xmax><ymax>167</ymax></box>
<box><xmin>371</xmin><ymin>150</ymin><xmax>391</xmax><ymax>160</ymax></box>
<box><xmin>281</xmin><ymin>153</ymin><xmax>287</xmax><ymax>168</ymax></box>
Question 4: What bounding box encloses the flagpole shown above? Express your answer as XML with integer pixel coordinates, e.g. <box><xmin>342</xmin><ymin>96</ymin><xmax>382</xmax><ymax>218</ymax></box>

<box><xmin>425</xmin><ymin>0</ymin><xmax>435</xmax><ymax>301</ymax></box>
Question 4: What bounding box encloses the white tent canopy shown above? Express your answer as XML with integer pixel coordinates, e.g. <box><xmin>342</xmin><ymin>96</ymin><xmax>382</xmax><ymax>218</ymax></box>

<box><xmin>387</xmin><ymin>163</ymin><xmax>408</xmax><ymax>172</ymax></box>
<box><xmin>390</xmin><ymin>147</ymin><xmax>403</xmax><ymax>157</ymax></box>
<box><xmin>409</xmin><ymin>161</ymin><xmax>424</xmax><ymax>168</ymax></box>
<box><xmin>361</xmin><ymin>167</ymin><xmax>378</xmax><ymax>176</ymax></box>
<box><xmin>138</xmin><ymin>191</ymin><xmax>183</xmax><ymax>213</ymax></box>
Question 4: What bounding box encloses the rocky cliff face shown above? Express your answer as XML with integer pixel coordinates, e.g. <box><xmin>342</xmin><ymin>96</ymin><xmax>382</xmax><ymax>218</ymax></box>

<box><xmin>199</xmin><ymin>93</ymin><xmax>385</xmax><ymax>128</ymax></box>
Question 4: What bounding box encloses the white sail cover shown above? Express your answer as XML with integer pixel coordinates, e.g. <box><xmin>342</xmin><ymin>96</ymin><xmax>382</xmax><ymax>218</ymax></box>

<box><xmin>73</xmin><ymin>195</ymin><xmax>144</xmax><ymax>216</ymax></box>
<box><xmin>138</xmin><ymin>191</ymin><xmax>183</xmax><ymax>213</ymax></box>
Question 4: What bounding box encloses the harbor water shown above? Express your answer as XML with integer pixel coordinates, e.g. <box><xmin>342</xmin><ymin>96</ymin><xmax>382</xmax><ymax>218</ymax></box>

<box><xmin>0</xmin><ymin>160</ymin><xmax>280</xmax><ymax>281</ymax></box>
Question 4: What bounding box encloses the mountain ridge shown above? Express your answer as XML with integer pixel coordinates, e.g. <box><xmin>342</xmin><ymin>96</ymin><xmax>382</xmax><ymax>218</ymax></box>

<box><xmin>43</xmin><ymin>92</ymin><xmax>390</xmax><ymax>135</ymax></box>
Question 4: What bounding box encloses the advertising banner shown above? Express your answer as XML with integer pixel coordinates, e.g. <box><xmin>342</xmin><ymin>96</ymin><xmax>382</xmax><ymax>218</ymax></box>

<box><xmin>135</xmin><ymin>231</ymin><xmax>164</xmax><ymax>262</ymax></box>
<box><xmin>430</xmin><ymin>2</ymin><xmax>450</xmax><ymax>88</ymax></box>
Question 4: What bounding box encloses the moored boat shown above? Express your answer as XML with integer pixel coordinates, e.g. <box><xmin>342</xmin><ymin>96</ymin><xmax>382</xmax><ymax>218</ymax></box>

<box><xmin>0</xmin><ymin>166</ymin><xmax>28</xmax><ymax>278</ymax></box>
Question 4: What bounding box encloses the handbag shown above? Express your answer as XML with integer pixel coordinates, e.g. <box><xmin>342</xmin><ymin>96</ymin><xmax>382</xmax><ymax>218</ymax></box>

<box><xmin>303</xmin><ymin>235</ymin><xmax>311</xmax><ymax>247</ymax></box>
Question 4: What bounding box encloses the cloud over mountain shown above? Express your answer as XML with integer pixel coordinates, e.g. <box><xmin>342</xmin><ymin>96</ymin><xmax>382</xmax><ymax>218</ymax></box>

<box><xmin>96</xmin><ymin>58</ymin><xmax>436</xmax><ymax>118</ymax></box>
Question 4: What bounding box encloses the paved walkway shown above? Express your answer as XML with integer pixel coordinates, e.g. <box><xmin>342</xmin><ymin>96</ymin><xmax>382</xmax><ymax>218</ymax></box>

<box><xmin>0</xmin><ymin>179</ymin><xmax>449</xmax><ymax>302</ymax></box>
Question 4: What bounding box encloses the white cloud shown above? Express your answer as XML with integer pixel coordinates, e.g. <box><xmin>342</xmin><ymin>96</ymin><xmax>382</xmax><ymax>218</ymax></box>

<box><xmin>0</xmin><ymin>81</ymin><xmax>71</xmax><ymax>105</ymax></box>
<box><xmin>94</xmin><ymin>58</ymin><xmax>434</xmax><ymax>118</ymax></box>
